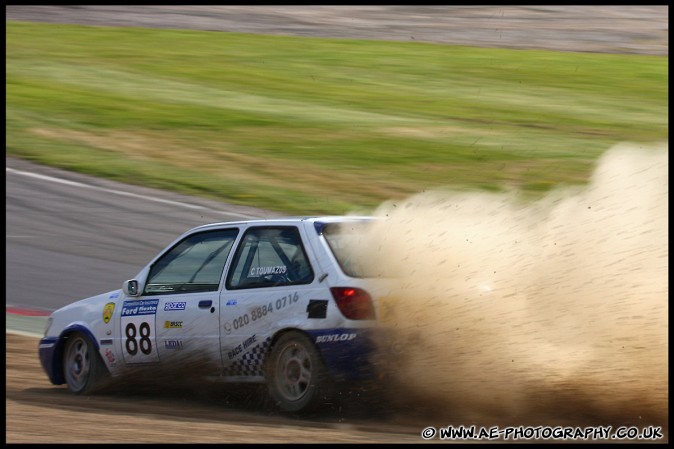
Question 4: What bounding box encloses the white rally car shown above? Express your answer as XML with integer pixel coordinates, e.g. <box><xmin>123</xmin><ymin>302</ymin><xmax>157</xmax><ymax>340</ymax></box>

<box><xmin>39</xmin><ymin>216</ymin><xmax>390</xmax><ymax>412</ymax></box>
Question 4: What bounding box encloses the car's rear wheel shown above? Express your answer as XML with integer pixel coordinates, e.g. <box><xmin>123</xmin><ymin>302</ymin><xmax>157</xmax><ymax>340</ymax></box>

<box><xmin>266</xmin><ymin>331</ymin><xmax>333</xmax><ymax>412</ymax></box>
<box><xmin>63</xmin><ymin>332</ymin><xmax>107</xmax><ymax>394</ymax></box>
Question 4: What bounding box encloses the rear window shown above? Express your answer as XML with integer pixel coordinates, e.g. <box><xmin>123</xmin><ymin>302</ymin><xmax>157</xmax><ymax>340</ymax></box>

<box><xmin>323</xmin><ymin>221</ymin><xmax>388</xmax><ymax>278</ymax></box>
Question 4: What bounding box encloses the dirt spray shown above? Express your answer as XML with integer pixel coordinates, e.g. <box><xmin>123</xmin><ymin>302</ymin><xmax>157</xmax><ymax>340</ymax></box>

<box><xmin>354</xmin><ymin>143</ymin><xmax>667</xmax><ymax>429</ymax></box>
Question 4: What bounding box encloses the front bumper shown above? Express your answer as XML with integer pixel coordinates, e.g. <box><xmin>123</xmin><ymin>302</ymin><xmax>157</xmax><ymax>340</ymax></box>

<box><xmin>38</xmin><ymin>337</ymin><xmax>64</xmax><ymax>385</ymax></box>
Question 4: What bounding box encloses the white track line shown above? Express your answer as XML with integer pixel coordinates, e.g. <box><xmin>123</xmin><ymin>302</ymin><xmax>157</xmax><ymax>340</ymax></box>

<box><xmin>6</xmin><ymin>167</ymin><xmax>257</xmax><ymax>218</ymax></box>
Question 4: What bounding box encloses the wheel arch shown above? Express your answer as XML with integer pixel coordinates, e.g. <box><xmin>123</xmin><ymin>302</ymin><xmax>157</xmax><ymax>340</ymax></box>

<box><xmin>264</xmin><ymin>328</ymin><xmax>327</xmax><ymax>374</ymax></box>
<box><xmin>52</xmin><ymin>324</ymin><xmax>101</xmax><ymax>385</ymax></box>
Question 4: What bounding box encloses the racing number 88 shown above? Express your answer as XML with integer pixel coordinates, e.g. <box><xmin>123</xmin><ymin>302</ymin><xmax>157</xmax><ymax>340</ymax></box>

<box><xmin>125</xmin><ymin>322</ymin><xmax>152</xmax><ymax>355</ymax></box>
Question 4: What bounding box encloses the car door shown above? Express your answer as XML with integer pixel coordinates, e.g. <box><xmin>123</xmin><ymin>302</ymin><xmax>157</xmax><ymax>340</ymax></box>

<box><xmin>219</xmin><ymin>225</ymin><xmax>321</xmax><ymax>378</ymax></box>
<box><xmin>120</xmin><ymin>228</ymin><xmax>239</xmax><ymax>373</ymax></box>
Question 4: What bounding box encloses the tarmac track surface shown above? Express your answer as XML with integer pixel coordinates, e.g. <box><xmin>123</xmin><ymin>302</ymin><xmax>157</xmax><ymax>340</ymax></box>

<box><xmin>5</xmin><ymin>5</ymin><xmax>668</xmax><ymax>55</ymax></box>
<box><xmin>5</xmin><ymin>6</ymin><xmax>668</xmax><ymax>444</ymax></box>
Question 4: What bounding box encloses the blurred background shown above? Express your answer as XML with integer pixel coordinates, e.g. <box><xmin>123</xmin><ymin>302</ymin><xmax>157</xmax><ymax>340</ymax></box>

<box><xmin>6</xmin><ymin>6</ymin><xmax>668</xmax><ymax>215</ymax></box>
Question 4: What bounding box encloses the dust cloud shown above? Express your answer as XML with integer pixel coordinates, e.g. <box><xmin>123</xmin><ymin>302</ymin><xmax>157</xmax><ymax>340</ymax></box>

<box><xmin>355</xmin><ymin>143</ymin><xmax>668</xmax><ymax>428</ymax></box>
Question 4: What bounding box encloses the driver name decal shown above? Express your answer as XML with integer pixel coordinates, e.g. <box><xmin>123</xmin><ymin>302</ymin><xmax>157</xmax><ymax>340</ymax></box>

<box><xmin>249</xmin><ymin>266</ymin><xmax>287</xmax><ymax>277</ymax></box>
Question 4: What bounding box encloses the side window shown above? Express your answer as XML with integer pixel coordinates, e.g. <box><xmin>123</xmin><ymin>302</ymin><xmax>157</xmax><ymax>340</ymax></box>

<box><xmin>226</xmin><ymin>227</ymin><xmax>314</xmax><ymax>289</ymax></box>
<box><xmin>144</xmin><ymin>229</ymin><xmax>239</xmax><ymax>295</ymax></box>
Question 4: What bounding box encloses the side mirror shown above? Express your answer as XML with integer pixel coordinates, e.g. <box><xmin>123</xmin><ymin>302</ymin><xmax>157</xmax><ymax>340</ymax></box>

<box><xmin>123</xmin><ymin>279</ymin><xmax>140</xmax><ymax>297</ymax></box>
<box><xmin>123</xmin><ymin>267</ymin><xmax>149</xmax><ymax>297</ymax></box>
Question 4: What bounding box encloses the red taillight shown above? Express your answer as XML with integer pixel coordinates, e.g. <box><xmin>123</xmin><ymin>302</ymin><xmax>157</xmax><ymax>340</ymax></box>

<box><xmin>330</xmin><ymin>287</ymin><xmax>376</xmax><ymax>320</ymax></box>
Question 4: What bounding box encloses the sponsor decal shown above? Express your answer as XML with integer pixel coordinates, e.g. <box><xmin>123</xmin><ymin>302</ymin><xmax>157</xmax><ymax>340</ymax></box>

<box><xmin>163</xmin><ymin>320</ymin><xmax>183</xmax><ymax>329</ymax></box>
<box><xmin>223</xmin><ymin>336</ymin><xmax>272</xmax><ymax>376</ymax></box>
<box><xmin>225</xmin><ymin>299</ymin><xmax>237</xmax><ymax>306</ymax></box>
<box><xmin>105</xmin><ymin>348</ymin><xmax>116</xmax><ymax>365</ymax></box>
<box><xmin>100</xmin><ymin>339</ymin><xmax>113</xmax><ymax>346</ymax></box>
<box><xmin>223</xmin><ymin>292</ymin><xmax>299</xmax><ymax>333</ymax></box>
<box><xmin>121</xmin><ymin>299</ymin><xmax>159</xmax><ymax>316</ymax></box>
<box><xmin>316</xmin><ymin>332</ymin><xmax>357</xmax><ymax>343</ymax></box>
<box><xmin>227</xmin><ymin>334</ymin><xmax>257</xmax><ymax>360</ymax></box>
<box><xmin>164</xmin><ymin>301</ymin><xmax>186</xmax><ymax>311</ymax></box>
<box><xmin>103</xmin><ymin>302</ymin><xmax>115</xmax><ymax>324</ymax></box>
<box><xmin>108</xmin><ymin>292</ymin><xmax>120</xmax><ymax>299</ymax></box>
<box><xmin>165</xmin><ymin>339</ymin><xmax>183</xmax><ymax>350</ymax></box>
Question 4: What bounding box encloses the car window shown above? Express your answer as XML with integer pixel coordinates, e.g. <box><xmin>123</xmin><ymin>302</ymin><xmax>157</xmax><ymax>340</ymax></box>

<box><xmin>323</xmin><ymin>221</ymin><xmax>390</xmax><ymax>278</ymax></box>
<box><xmin>144</xmin><ymin>229</ymin><xmax>239</xmax><ymax>295</ymax></box>
<box><xmin>226</xmin><ymin>227</ymin><xmax>314</xmax><ymax>289</ymax></box>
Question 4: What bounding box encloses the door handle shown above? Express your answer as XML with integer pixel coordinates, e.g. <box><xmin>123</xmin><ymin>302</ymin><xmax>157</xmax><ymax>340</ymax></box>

<box><xmin>198</xmin><ymin>300</ymin><xmax>213</xmax><ymax>309</ymax></box>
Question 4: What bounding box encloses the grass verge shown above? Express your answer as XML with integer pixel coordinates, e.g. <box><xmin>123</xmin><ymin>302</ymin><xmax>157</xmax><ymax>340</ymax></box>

<box><xmin>6</xmin><ymin>21</ymin><xmax>668</xmax><ymax>214</ymax></box>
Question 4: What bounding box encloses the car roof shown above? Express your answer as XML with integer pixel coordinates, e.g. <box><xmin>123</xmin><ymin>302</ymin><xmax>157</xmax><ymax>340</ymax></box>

<box><xmin>187</xmin><ymin>215</ymin><xmax>374</xmax><ymax>234</ymax></box>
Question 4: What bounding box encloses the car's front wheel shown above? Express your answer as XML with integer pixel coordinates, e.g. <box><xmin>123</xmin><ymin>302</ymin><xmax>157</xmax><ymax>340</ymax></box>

<box><xmin>63</xmin><ymin>332</ymin><xmax>107</xmax><ymax>394</ymax></box>
<box><xmin>266</xmin><ymin>331</ymin><xmax>333</xmax><ymax>412</ymax></box>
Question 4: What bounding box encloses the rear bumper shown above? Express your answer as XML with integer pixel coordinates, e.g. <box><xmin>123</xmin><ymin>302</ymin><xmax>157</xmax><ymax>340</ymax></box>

<box><xmin>307</xmin><ymin>327</ymin><xmax>389</xmax><ymax>382</ymax></box>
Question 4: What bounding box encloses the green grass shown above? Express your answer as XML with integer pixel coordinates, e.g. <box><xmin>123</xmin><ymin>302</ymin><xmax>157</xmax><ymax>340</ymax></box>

<box><xmin>6</xmin><ymin>21</ymin><xmax>668</xmax><ymax>214</ymax></box>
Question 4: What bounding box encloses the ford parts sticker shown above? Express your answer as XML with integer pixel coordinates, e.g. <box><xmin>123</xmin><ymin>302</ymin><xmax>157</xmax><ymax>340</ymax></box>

<box><xmin>121</xmin><ymin>299</ymin><xmax>159</xmax><ymax>316</ymax></box>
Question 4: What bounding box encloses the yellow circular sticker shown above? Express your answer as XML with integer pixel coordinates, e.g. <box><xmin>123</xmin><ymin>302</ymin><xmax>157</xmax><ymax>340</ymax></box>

<box><xmin>103</xmin><ymin>302</ymin><xmax>115</xmax><ymax>324</ymax></box>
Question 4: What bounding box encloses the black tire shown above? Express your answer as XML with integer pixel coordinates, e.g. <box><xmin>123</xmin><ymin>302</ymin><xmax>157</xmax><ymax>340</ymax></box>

<box><xmin>266</xmin><ymin>331</ymin><xmax>333</xmax><ymax>412</ymax></box>
<box><xmin>63</xmin><ymin>332</ymin><xmax>107</xmax><ymax>394</ymax></box>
